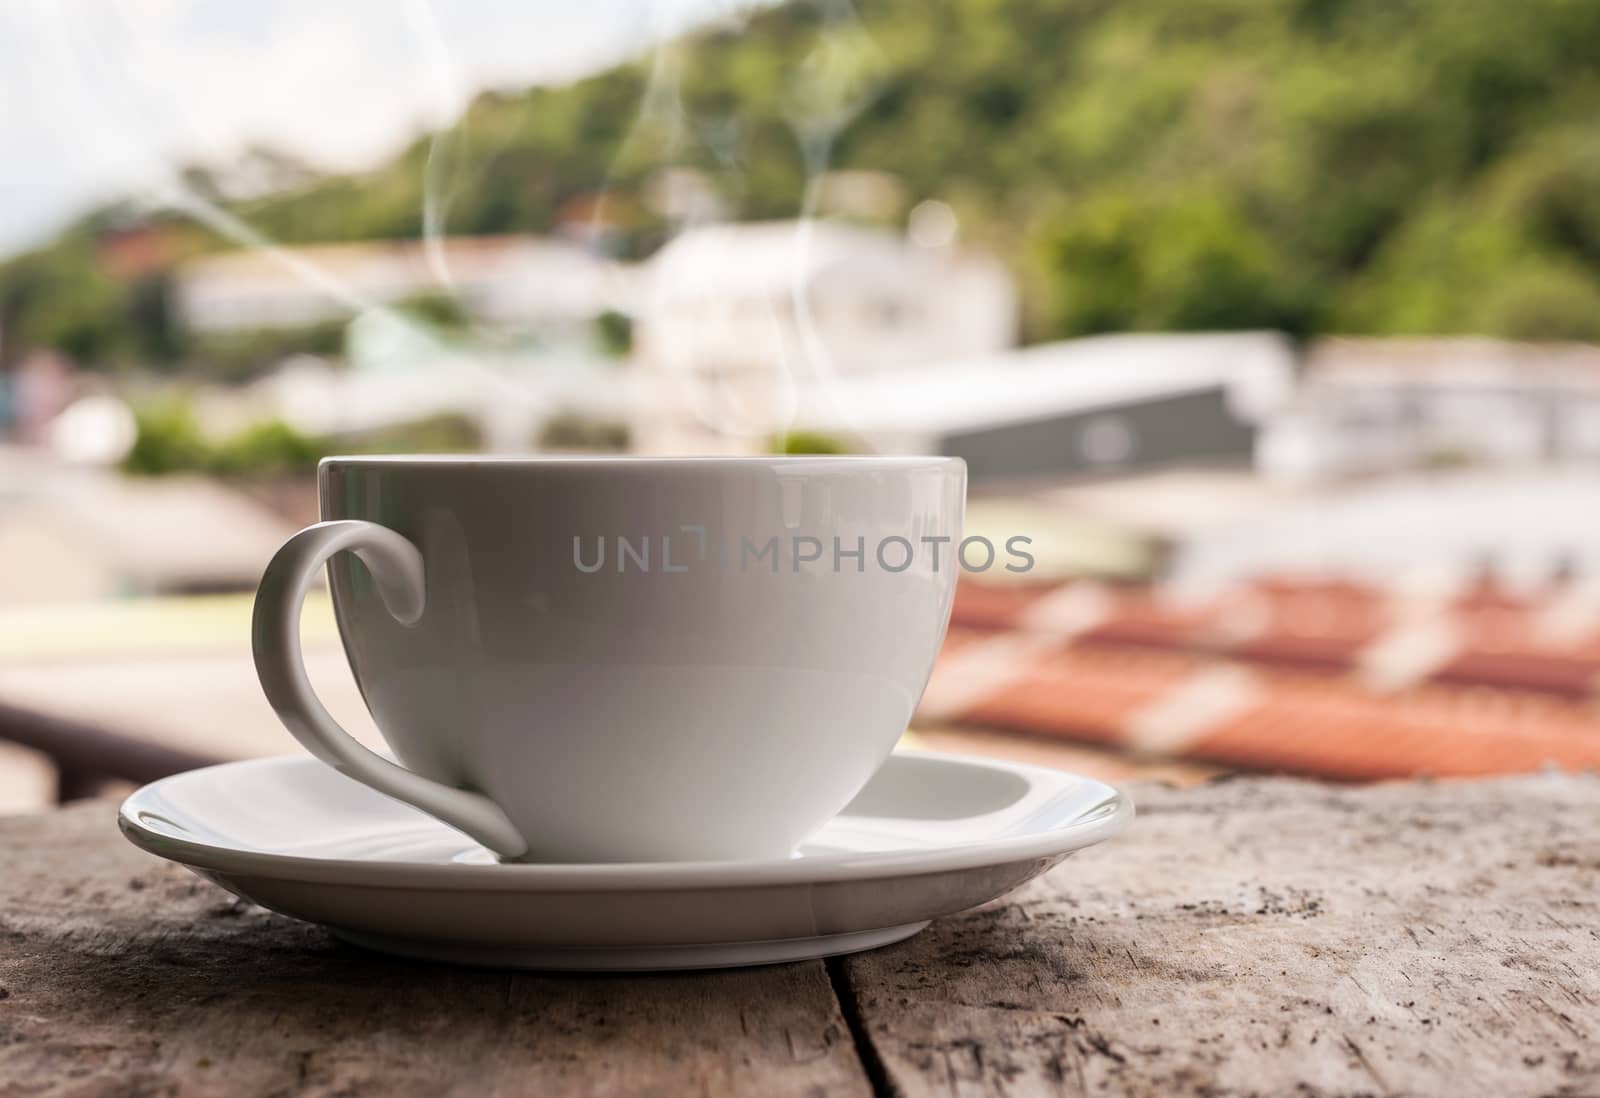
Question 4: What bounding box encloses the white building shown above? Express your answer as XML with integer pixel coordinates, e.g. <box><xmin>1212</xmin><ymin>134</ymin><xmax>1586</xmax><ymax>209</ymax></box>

<box><xmin>249</xmin><ymin>345</ymin><xmax>642</xmax><ymax>454</ymax></box>
<box><xmin>631</xmin><ymin>220</ymin><xmax>1017</xmax><ymax>452</ymax></box>
<box><xmin>175</xmin><ymin>236</ymin><xmax>612</xmax><ymax>338</ymax></box>
<box><xmin>1258</xmin><ymin>338</ymin><xmax>1600</xmax><ymax>482</ymax></box>
<box><xmin>1170</xmin><ymin>467</ymin><xmax>1600</xmax><ymax>596</ymax></box>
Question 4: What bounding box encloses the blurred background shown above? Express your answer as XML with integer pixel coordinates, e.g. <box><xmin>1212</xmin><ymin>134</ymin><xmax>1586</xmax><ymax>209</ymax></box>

<box><xmin>4</xmin><ymin>0</ymin><xmax>1600</xmax><ymax>811</ymax></box>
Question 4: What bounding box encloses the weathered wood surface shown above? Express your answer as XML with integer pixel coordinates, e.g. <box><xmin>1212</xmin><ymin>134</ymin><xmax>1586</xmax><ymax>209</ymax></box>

<box><xmin>0</xmin><ymin>805</ymin><xmax>870</xmax><ymax>1098</ymax></box>
<box><xmin>840</xmin><ymin>773</ymin><xmax>1600</xmax><ymax>1097</ymax></box>
<box><xmin>0</xmin><ymin>773</ymin><xmax>1597</xmax><ymax>1097</ymax></box>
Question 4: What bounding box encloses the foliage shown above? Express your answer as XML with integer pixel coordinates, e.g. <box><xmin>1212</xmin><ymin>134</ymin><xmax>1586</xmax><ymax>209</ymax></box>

<box><xmin>770</xmin><ymin>430</ymin><xmax>854</xmax><ymax>455</ymax></box>
<box><xmin>9</xmin><ymin>0</ymin><xmax>1600</xmax><ymax>363</ymax></box>
<box><xmin>593</xmin><ymin>310</ymin><xmax>634</xmax><ymax>357</ymax></box>
<box><xmin>122</xmin><ymin>401</ymin><xmax>490</xmax><ymax>476</ymax></box>
<box><xmin>207</xmin><ymin>419</ymin><xmax>327</xmax><ymax>476</ymax></box>
<box><xmin>1478</xmin><ymin>266</ymin><xmax>1600</xmax><ymax>343</ymax></box>
<box><xmin>122</xmin><ymin>401</ymin><xmax>212</xmax><ymax>475</ymax></box>
<box><xmin>188</xmin><ymin>322</ymin><xmax>347</xmax><ymax>382</ymax></box>
<box><xmin>397</xmin><ymin>293</ymin><xmax>472</xmax><ymax>332</ymax></box>
<box><xmin>123</xmin><ymin>402</ymin><xmax>326</xmax><ymax>476</ymax></box>
<box><xmin>1037</xmin><ymin>190</ymin><xmax>1293</xmax><ymax>335</ymax></box>
<box><xmin>537</xmin><ymin>411</ymin><xmax>631</xmax><ymax>452</ymax></box>
<box><xmin>341</xmin><ymin>412</ymin><xmax>484</xmax><ymax>455</ymax></box>
<box><xmin>0</xmin><ymin>237</ymin><xmax>139</xmax><ymax>367</ymax></box>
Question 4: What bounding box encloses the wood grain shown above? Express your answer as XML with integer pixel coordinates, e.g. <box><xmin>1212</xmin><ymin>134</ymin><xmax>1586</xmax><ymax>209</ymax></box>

<box><xmin>3</xmin><ymin>774</ymin><xmax>1598</xmax><ymax>1096</ymax></box>
<box><xmin>837</xmin><ymin>772</ymin><xmax>1600</xmax><ymax>1097</ymax></box>
<box><xmin>0</xmin><ymin>803</ymin><xmax>869</xmax><ymax>1098</ymax></box>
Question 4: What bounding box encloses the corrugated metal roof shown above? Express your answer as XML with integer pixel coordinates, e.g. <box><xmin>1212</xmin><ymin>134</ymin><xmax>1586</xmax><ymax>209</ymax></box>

<box><xmin>794</xmin><ymin>331</ymin><xmax>1296</xmax><ymax>435</ymax></box>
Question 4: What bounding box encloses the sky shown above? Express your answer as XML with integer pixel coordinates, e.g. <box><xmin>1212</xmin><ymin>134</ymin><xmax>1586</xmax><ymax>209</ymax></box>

<box><xmin>0</xmin><ymin>0</ymin><xmax>751</xmax><ymax>256</ymax></box>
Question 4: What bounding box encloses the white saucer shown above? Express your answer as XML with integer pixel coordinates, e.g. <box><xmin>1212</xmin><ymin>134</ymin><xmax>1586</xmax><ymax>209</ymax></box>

<box><xmin>119</xmin><ymin>751</ymin><xmax>1132</xmax><ymax>971</ymax></box>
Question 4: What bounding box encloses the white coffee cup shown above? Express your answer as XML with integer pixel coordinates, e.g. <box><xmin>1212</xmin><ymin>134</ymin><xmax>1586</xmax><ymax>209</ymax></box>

<box><xmin>252</xmin><ymin>455</ymin><xmax>965</xmax><ymax>862</ymax></box>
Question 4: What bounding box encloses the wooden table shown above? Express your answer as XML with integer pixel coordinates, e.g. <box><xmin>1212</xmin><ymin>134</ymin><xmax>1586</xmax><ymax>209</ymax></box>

<box><xmin>1</xmin><ymin>772</ymin><xmax>1596</xmax><ymax>1096</ymax></box>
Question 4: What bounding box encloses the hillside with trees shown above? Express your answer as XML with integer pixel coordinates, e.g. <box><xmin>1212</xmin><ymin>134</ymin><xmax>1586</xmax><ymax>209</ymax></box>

<box><xmin>5</xmin><ymin>0</ymin><xmax>1600</xmax><ymax>371</ymax></box>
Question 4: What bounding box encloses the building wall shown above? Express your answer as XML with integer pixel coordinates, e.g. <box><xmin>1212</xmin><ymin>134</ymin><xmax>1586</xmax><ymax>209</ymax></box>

<box><xmin>1259</xmin><ymin>382</ymin><xmax>1600</xmax><ymax>482</ymax></box>
<box><xmin>177</xmin><ymin>238</ymin><xmax>608</xmax><ymax>336</ymax></box>
<box><xmin>1259</xmin><ymin>338</ymin><xmax>1600</xmax><ymax>482</ymax></box>
<box><xmin>631</xmin><ymin>223</ymin><xmax>1017</xmax><ymax>454</ymax></box>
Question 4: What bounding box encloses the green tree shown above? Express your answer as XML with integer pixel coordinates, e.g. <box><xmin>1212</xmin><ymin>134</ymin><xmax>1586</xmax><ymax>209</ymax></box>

<box><xmin>1038</xmin><ymin>190</ymin><xmax>1294</xmax><ymax>335</ymax></box>
<box><xmin>123</xmin><ymin>402</ymin><xmax>210</xmax><ymax>475</ymax></box>
<box><xmin>9</xmin><ymin>0</ymin><xmax>1600</xmax><ymax>359</ymax></box>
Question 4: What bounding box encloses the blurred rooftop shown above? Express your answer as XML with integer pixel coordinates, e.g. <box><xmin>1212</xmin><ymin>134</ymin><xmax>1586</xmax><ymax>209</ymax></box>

<box><xmin>922</xmin><ymin>572</ymin><xmax>1600</xmax><ymax>781</ymax></box>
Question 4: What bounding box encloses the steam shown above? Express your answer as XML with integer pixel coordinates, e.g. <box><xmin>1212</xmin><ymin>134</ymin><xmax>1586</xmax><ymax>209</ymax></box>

<box><xmin>401</xmin><ymin>0</ymin><xmax>468</xmax><ymax>297</ymax></box>
<box><xmin>781</xmin><ymin>0</ymin><xmax>886</xmax><ymax>442</ymax></box>
<box><xmin>612</xmin><ymin>24</ymin><xmax>774</xmax><ymax>441</ymax></box>
<box><xmin>27</xmin><ymin>0</ymin><xmax>530</xmax><ymax>406</ymax></box>
<box><xmin>623</xmin><ymin>0</ymin><xmax>889</xmax><ymax>446</ymax></box>
<box><xmin>25</xmin><ymin>0</ymin><xmax>891</xmax><ymax>450</ymax></box>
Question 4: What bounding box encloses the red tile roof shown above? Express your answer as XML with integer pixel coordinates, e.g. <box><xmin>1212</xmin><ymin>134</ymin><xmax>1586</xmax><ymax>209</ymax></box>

<box><xmin>950</xmin><ymin>577</ymin><xmax>1600</xmax><ymax>695</ymax></box>
<box><xmin>928</xmin><ymin>576</ymin><xmax>1600</xmax><ymax>780</ymax></box>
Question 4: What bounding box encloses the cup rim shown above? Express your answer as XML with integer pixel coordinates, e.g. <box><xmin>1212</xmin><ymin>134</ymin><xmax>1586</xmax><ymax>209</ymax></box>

<box><xmin>320</xmin><ymin>454</ymin><xmax>963</xmax><ymax>471</ymax></box>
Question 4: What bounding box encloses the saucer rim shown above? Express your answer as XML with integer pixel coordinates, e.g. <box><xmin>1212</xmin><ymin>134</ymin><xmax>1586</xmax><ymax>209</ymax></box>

<box><xmin>119</xmin><ymin>750</ymin><xmax>1134</xmax><ymax>892</ymax></box>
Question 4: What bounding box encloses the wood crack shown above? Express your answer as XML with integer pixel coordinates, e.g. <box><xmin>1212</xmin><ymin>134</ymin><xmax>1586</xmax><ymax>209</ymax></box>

<box><xmin>825</xmin><ymin>955</ymin><xmax>898</xmax><ymax>1098</ymax></box>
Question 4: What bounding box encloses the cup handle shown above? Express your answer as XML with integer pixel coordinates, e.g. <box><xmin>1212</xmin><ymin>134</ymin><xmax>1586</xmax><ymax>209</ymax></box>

<box><xmin>251</xmin><ymin>520</ymin><xmax>527</xmax><ymax>858</ymax></box>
